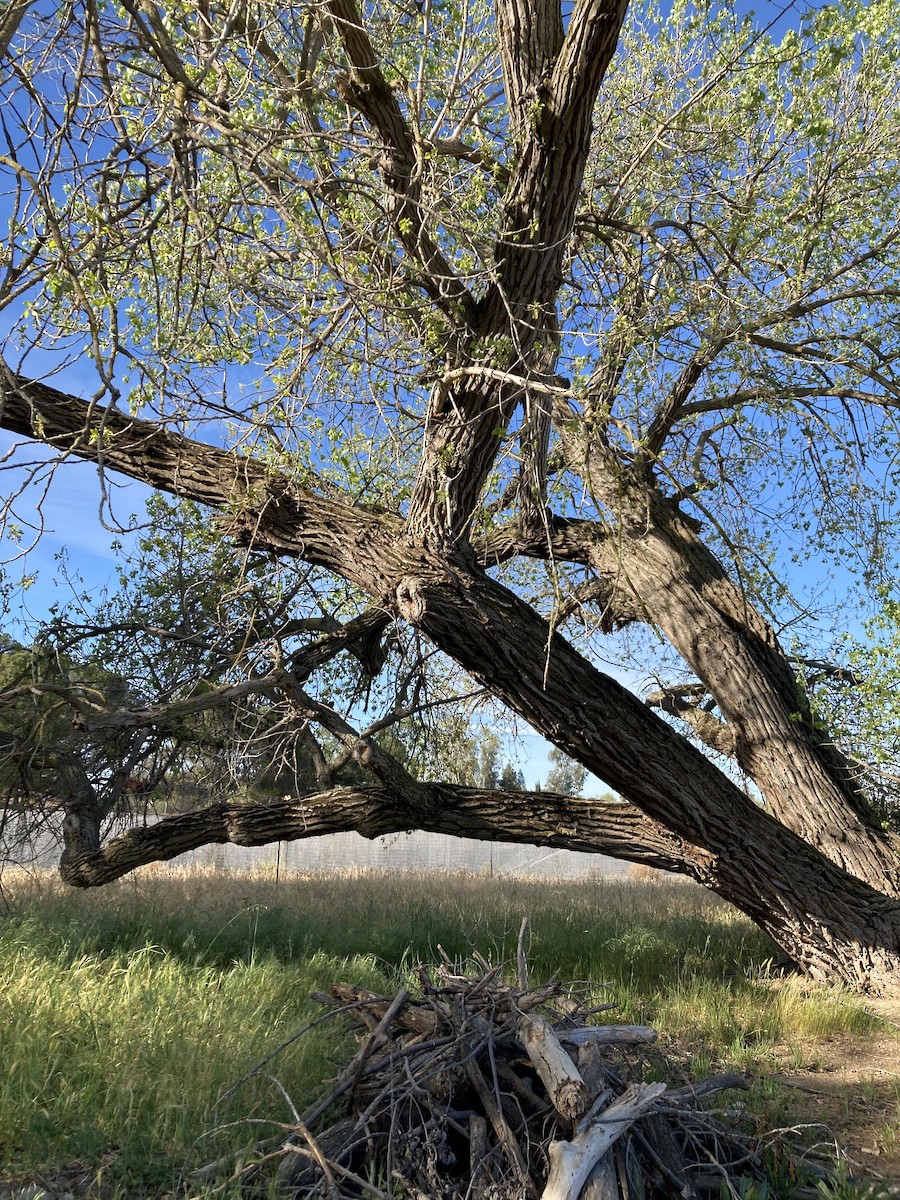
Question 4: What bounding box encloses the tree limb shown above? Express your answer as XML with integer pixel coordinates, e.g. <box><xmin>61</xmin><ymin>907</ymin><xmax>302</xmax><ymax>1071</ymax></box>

<box><xmin>56</xmin><ymin>785</ymin><xmax>710</xmax><ymax>888</ymax></box>
<box><xmin>405</xmin><ymin>0</ymin><xmax>630</xmax><ymax>548</ymax></box>
<box><xmin>645</xmin><ymin>686</ymin><xmax>738</xmax><ymax>759</ymax></box>
<box><xmin>326</xmin><ymin>0</ymin><xmax>475</xmax><ymax>319</ymax></box>
<box><xmin>0</xmin><ymin>0</ymin><xmax>34</xmax><ymax>58</ymax></box>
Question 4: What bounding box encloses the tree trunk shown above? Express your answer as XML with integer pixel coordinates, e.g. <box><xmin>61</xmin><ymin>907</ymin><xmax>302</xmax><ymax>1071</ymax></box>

<box><xmin>584</xmin><ymin>482</ymin><xmax>900</xmax><ymax>891</ymax></box>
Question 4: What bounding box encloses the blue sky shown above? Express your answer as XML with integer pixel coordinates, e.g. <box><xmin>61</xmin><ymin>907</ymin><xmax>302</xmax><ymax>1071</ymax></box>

<box><xmin>0</xmin><ymin>432</ymin><xmax>151</xmax><ymax>625</ymax></box>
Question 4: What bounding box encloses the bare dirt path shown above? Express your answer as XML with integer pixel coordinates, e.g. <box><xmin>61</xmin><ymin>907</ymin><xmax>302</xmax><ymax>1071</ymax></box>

<box><xmin>769</xmin><ymin>1000</ymin><xmax>900</xmax><ymax>1189</ymax></box>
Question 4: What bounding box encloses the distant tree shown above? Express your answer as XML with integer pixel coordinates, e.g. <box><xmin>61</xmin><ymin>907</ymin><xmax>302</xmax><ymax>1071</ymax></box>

<box><xmin>473</xmin><ymin>733</ymin><xmax>501</xmax><ymax>791</ymax></box>
<box><xmin>498</xmin><ymin>763</ymin><xmax>525</xmax><ymax>792</ymax></box>
<box><xmin>0</xmin><ymin>633</ymin><xmax>154</xmax><ymax>865</ymax></box>
<box><xmin>544</xmin><ymin>749</ymin><xmax>587</xmax><ymax>798</ymax></box>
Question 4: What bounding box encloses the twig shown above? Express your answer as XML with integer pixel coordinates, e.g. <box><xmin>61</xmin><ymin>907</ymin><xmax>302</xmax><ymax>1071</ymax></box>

<box><xmin>217</xmin><ymin>1003</ymin><xmax>358</xmax><ymax>1105</ymax></box>
<box><xmin>465</xmin><ymin>1056</ymin><xmax>538</xmax><ymax>1196</ymax></box>
<box><xmin>517</xmin><ymin>915</ymin><xmax>530</xmax><ymax>990</ymax></box>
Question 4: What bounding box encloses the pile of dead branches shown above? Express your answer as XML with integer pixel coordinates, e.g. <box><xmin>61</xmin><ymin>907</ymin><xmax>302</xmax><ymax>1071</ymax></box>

<box><xmin>196</xmin><ymin>938</ymin><xmax>841</xmax><ymax>1200</ymax></box>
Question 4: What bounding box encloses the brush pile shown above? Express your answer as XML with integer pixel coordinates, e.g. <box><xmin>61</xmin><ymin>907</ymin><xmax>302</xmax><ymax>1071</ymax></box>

<box><xmin>201</xmin><ymin>935</ymin><xmax>840</xmax><ymax>1200</ymax></box>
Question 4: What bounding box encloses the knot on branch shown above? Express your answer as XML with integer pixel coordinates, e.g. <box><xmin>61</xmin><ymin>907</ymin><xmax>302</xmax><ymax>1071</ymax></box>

<box><xmin>336</xmin><ymin>70</ymin><xmax>391</xmax><ymax>111</ymax></box>
<box><xmin>396</xmin><ymin>577</ymin><xmax>425</xmax><ymax>622</ymax></box>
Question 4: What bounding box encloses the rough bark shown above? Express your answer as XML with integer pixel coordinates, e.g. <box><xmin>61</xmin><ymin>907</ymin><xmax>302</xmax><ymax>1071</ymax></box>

<box><xmin>55</xmin><ymin>787</ymin><xmax>707</xmax><ymax>888</ymax></box>
<box><xmin>388</xmin><ymin>552</ymin><xmax>900</xmax><ymax>992</ymax></box>
<box><xmin>517</xmin><ymin>1013</ymin><xmax>590</xmax><ymax>1120</ymax></box>
<box><xmin>515</xmin><ymin>415</ymin><xmax>899</xmax><ymax>885</ymax></box>
<box><xmin>546</xmin><ymin>450</ymin><xmax>900</xmax><ymax>892</ymax></box>
<box><xmin>51</xmin><ymin>778</ymin><xmax>900</xmax><ymax>992</ymax></box>
<box><xmin>325</xmin><ymin>0</ymin><xmax>474</xmax><ymax>322</ymax></box>
<box><xmin>405</xmin><ymin>0</ymin><xmax>628</xmax><ymax>548</ymax></box>
<box><xmin>0</xmin><ymin>0</ymin><xmax>34</xmax><ymax>58</ymax></box>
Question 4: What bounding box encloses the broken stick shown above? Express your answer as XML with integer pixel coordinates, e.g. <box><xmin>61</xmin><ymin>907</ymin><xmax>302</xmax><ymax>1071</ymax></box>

<box><xmin>518</xmin><ymin>1012</ymin><xmax>590</xmax><ymax>1121</ymax></box>
<box><xmin>541</xmin><ymin>1082</ymin><xmax>667</xmax><ymax>1200</ymax></box>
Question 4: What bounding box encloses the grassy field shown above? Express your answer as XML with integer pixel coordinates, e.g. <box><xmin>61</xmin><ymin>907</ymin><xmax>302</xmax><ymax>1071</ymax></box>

<box><xmin>0</xmin><ymin>865</ymin><xmax>894</xmax><ymax>1198</ymax></box>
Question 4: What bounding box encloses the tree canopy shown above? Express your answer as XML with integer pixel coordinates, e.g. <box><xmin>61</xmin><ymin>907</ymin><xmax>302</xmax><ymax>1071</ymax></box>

<box><xmin>2</xmin><ymin>0</ymin><xmax>900</xmax><ymax>991</ymax></box>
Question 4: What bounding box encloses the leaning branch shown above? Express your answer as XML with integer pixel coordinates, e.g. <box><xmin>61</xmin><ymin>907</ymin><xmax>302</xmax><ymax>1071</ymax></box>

<box><xmin>0</xmin><ymin>0</ymin><xmax>34</xmax><ymax>58</ymax></box>
<box><xmin>0</xmin><ymin>366</ymin><xmax>404</xmax><ymax>593</ymax></box>
<box><xmin>56</xmin><ymin>786</ymin><xmax>707</xmax><ymax>888</ymax></box>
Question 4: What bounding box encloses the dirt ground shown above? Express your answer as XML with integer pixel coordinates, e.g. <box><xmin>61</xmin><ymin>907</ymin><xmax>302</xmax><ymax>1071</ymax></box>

<box><xmin>767</xmin><ymin>999</ymin><xmax>900</xmax><ymax>1192</ymax></box>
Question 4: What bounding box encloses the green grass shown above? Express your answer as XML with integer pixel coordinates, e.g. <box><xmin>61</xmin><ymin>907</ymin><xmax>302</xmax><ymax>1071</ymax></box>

<box><xmin>0</xmin><ymin>866</ymin><xmax>887</xmax><ymax>1196</ymax></box>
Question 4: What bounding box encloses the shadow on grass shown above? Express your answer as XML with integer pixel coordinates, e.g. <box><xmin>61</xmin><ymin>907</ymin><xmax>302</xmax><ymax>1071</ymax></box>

<box><xmin>2</xmin><ymin>867</ymin><xmax>777</xmax><ymax>988</ymax></box>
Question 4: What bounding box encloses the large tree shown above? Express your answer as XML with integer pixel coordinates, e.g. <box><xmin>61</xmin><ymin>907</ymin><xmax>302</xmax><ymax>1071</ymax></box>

<box><xmin>2</xmin><ymin>0</ymin><xmax>900</xmax><ymax>990</ymax></box>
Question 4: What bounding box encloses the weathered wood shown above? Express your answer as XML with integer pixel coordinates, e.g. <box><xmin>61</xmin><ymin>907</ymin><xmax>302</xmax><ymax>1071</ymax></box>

<box><xmin>195</xmin><ymin>959</ymin><xmax>844</xmax><ymax>1198</ymax></box>
<box><xmin>469</xmin><ymin>1112</ymin><xmax>489</xmax><ymax>1199</ymax></box>
<box><xmin>517</xmin><ymin>916</ymin><xmax>531</xmax><ymax>990</ymax></box>
<box><xmin>559</xmin><ymin>1025</ymin><xmax>659</xmax><ymax>1047</ymax></box>
<box><xmin>495</xmin><ymin>1058</ymin><xmax>553</xmax><ymax>1114</ymax></box>
<box><xmin>277</xmin><ymin>1116</ymin><xmax>354</xmax><ymax>1190</ymax></box>
<box><xmin>518</xmin><ymin>1012</ymin><xmax>590</xmax><ymax>1120</ymax></box>
<box><xmin>575</xmin><ymin>1040</ymin><xmax>610</xmax><ymax>1099</ymax></box>
<box><xmin>580</xmin><ymin>1152</ymin><xmax>619</xmax><ymax>1200</ymax></box>
<box><xmin>615</xmin><ymin>1137</ymin><xmax>646</xmax><ymax>1200</ymax></box>
<box><xmin>541</xmin><ymin>1083</ymin><xmax>667</xmax><ymax>1200</ymax></box>
<box><xmin>330</xmin><ymin>982</ymin><xmax>440</xmax><ymax>1037</ymax></box>
<box><xmin>465</xmin><ymin>1057</ymin><xmax>537</xmax><ymax>1196</ymax></box>
<box><xmin>637</xmin><ymin>1112</ymin><xmax>694</xmax><ymax>1198</ymax></box>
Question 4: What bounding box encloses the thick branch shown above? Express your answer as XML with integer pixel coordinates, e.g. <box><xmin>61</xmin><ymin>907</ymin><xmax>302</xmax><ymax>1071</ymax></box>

<box><xmin>0</xmin><ymin>0</ymin><xmax>34</xmax><ymax>58</ymax></box>
<box><xmin>556</xmin><ymin>579</ymin><xmax>645</xmax><ymax>633</ymax></box>
<box><xmin>274</xmin><ymin>678</ymin><xmax>423</xmax><ymax>798</ymax></box>
<box><xmin>477</xmin><ymin>512</ymin><xmax>605</xmax><ymax>567</ymax></box>
<box><xmin>0</xmin><ymin>368</ymin><xmax>404</xmax><ymax>592</ymax></box>
<box><xmin>496</xmin><ymin>0</ymin><xmax>563</xmax><ymax>135</ymax></box>
<box><xmin>645</xmin><ymin>686</ymin><xmax>738</xmax><ymax>758</ymax></box>
<box><xmin>57</xmin><ymin>786</ymin><xmax>709</xmax><ymax>888</ymax></box>
<box><xmin>792</xmin><ymin>657</ymin><xmax>863</xmax><ymax>687</ymax></box>
<box><xmin>641</xmin><ymin>349</ymin><xmax>717</xmax><ymax>461</ymax></box>
<box><xmin>548</xmin><ymin>407</ymin><xmax>898</xmax><ymax>883</ymax></box>
<box><xmin>74</xmin><ymin>673</ymin><xmax>282</xmax><ymax>732</ymax></box>
<box><xmin>0</xmin><ymin>377</ymin><xmax>878</xmax><ymax>884</ymax></box>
